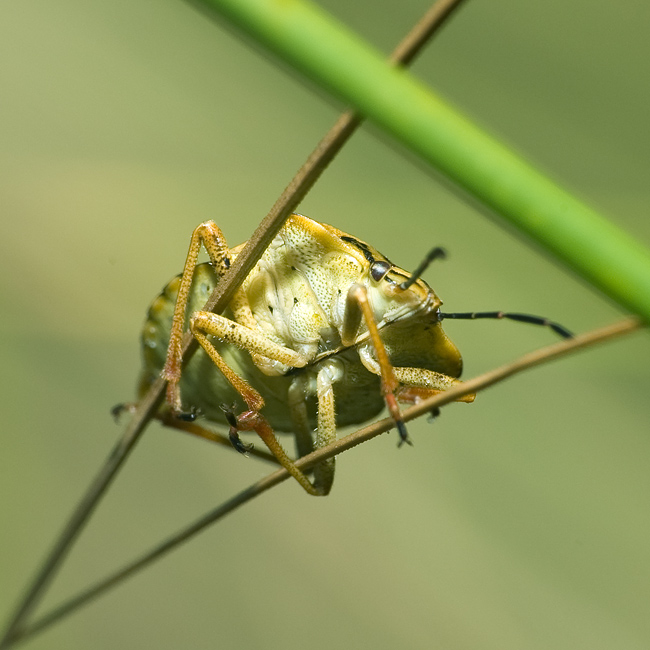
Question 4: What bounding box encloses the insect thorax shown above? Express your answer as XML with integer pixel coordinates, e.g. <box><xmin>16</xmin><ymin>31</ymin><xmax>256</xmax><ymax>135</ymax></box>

<box><xmin>139</xmin><ymin>215</ymin><xmax>463</xmax><ymax>433</ymax></box>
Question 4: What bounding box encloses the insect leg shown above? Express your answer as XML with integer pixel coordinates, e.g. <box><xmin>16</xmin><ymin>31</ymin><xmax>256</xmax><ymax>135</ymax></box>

<box><xmin>190</xmin><ymin>313</ymin><xmax>332</xmax><ymax>494</ymax></box>
<box><xmin>343</xmin><ymin>283</ymin><xmax>410</xmax><ymax>445</ymax></box>
<box><xmin>189</xmin><ymin>312</ymin><xmax>309</xmax><ymax>371</ymax></box>
<box><xmin>312</xmin><ymin>362</ymin><xmax>340</xmax><ymax>495</ymax></box>
<box><xmin>162</xmin><ymin>221</ymin><xmax>232</xmax><ymax>413</ymax></box>
<box><xmin>393</xmin><ymin>368</ymin><xmax>476</xmax><ymax>404</ymax></box>
<box><xmin>439</xmin><ymin>311</ymin><xmax>573</xmax><ymax>338</ymax></box>
<box><xmin>287</xmin><ymin>376</ymin><xmax>315</xmax><ymax>459</ymax></box>
<box><xmin>286</xmin><ymin>366</ymin><xmax>339</xmax><ymax>495</ymax></box>
<box><xmin>232</xmin><ymin>363</ymin><xmax>339</xmax><ymax>496</ymax></box>
<box><xmin>157</xmin><ymin>413</ymin><xmax>280</xmax><ymax>464</ymax></box>
<box><xmin>234</xmin><ymin>411</ymin><xmax>324</xmax><ymax>496</ymax></box>
<box><xmin>190</xmin><ymin>326</ymin><xmax>266</xmax><ymax>412</ymax></box>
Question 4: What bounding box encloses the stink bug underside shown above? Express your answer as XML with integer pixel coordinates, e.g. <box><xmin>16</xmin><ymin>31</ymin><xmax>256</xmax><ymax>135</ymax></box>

<box><xmin>137</xmin><ymin>214</ymin><xmax>570</xmax><ymax>496</ymax></box>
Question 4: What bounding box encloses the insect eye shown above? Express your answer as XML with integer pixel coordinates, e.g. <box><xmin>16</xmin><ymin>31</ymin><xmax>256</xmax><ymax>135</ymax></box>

<box><xmin>369</xmin><ymin>260</ymin><xmax>391</xmax><ymax>282</ymax></box>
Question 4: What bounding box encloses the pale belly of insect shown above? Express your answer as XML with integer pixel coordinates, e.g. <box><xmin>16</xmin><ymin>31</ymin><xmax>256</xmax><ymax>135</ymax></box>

<box><xmin>139</xmin><ymin>262</ymin><xmax>385</xmax><ymax>433</ymax></box>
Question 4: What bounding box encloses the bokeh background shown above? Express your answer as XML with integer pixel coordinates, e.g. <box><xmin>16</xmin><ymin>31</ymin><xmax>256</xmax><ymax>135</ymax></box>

<box><xmin>1</xmin><ymin>1</ymin><xmax>649</xmax><ymax>648</ymax></box>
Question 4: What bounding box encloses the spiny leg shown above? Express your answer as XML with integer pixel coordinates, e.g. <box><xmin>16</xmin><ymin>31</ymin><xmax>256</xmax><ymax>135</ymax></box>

<box><xmin>285</xmin><ymin>365</ymin><xmax>340</xmax><ymax>495</ymax></box>
<box><xmin>230</xmin><ymin>364</ymin><xmax>339</xmax><ymax>497</ymax></box>
<box><xmin>164</xmin><ymin>227</ymin><xmax>310</xmax><ymax>413</ymax></box>
<box><xmin>162</xmin><ymin>221</ymin><xmax>232</xmax><ymax>413</ymax></box>
<box><xmin>395</xmin><ymin>386</ymin><xmax>475</xmax><ymax>406</ymax></box>
<box><xmin>189</xmin><ymin>310</ymin><xmax>329</xmax><ymax>495</ymax></box>
<box><xmin>188</xmin><ymin>310</ymin><xmax>309</xmax><ymax>414</ymax></box>
<box><xmin>393</xmin><ymin>367</ymin><xmax>475</xmax><ymax>404</ymax></box>
<box><xmin>288</xmin><ymin>376</ymin><xmax>316</xmax><ymax>459</ymax></box>
<box><xmin>389</xmin><ymin>368</ymin><xmax>476</xmax><ymax>432</ymax></box>
<box><xmin>234</xmin><ymin>411</ymin><xmax>323</xmax><ymax>496</ymax></box>
<box><xmin>191</xmin><ymin>327</ymin><xmax>266</xmax><ymax>412</ymax></box>
<box><xmin>342</xmin><ymin>283</ymin><xmax>409</xmax><ymax>445</ymax></box>
<box><xmin>190</xmin><ymin>312</ymin><xmax>309</xmax><ymax>371</ymax></box>
<box><xmin>439</xmin><ymin>311</ymin><xmax>573</xmax><ymax>339</ymax></box>
<box><xmin>312</xmin><ymin>363</ymin><xmax>340</xmax><ymax>495</ymax></box>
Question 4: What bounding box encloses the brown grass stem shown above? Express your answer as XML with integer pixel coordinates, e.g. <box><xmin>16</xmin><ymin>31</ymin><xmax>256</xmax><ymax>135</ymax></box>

<box><xmin>14</xmin><ymin>316</ymin><xmax>643</xmax><ymax>645</ymax></box>
<box><xmin>0</xmin><ymin>3</ymin><xmax>467</xmax><ymax>646</ymax></box>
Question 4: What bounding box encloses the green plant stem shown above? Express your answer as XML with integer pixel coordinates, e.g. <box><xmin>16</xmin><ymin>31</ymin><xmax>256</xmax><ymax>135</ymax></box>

<box><xmin>194</xmin><ymin>0</ymin><xmax>650</xmax><ymax>322</ymax></box>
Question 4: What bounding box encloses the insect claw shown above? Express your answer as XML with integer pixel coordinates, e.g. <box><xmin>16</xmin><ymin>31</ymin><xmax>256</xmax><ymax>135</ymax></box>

<box><xmin>229</xmin><ymin>427</ymin><xmax>254</xmax><ymax>455</ymax></box>
<box><xmin>110</xmin><ymin>403</ymin><xmax>128</xmax><ymax>422</ymax></box>
<box><xmin>427</xmin><ymin>407</ymin><xmax>441</xmax><ymax>423</ymax></box>
<box><xmin>176</xmin><ymin>408</ymin><xmax>198</xmax><ymax>422</ymax></box>
<box><xmin>396</xmin><ymin>420</ymin><xmax>412</xmax><ymax>447</ymax></box>
<box><xmin>219</xmin><ymin>403</ymin><xmax>239</xmax><ymax>428</ymax></box>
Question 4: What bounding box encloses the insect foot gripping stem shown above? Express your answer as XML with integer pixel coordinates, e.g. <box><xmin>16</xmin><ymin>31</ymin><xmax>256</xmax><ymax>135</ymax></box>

<box><xmin>220</xmin><ymin>403</ymin><xmax>253</xmax><ymax>454</ymax></box>
<box><xmin>388</xmin><ymin>394</ymin><xmax>411</xmax><ymax>448</ymax></box>
<box><xmin>234</xmin><ymin>411</ymin><xmax>325</xmax><ymax>496</ymax></box>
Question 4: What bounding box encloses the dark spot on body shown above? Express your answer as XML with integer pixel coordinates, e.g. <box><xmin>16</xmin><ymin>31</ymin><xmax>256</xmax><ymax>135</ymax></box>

<box><xmin>340</xmin><ymin>236</ymin><xmax>375</xmax><ymax>263</ymax></box>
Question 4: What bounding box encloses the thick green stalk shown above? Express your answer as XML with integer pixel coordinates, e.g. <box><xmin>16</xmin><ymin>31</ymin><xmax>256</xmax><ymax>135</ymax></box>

<box><xmin>194</xmin><ymin>0</ymin><xmax>650</xmax><ymax>322</ymax></box>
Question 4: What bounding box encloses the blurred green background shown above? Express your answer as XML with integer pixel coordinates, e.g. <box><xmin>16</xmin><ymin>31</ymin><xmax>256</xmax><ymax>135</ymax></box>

<box><xmin>1</xmin><ymin>1</ymin><xmax>649</xmax><ymax>648</ymax></box>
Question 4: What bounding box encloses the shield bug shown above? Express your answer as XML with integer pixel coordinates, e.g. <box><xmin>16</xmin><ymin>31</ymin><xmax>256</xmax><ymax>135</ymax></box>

<box><xmin>138</xmin><ymin>214</ymin><xmax>570</xmax><ymax>496</ymax></box>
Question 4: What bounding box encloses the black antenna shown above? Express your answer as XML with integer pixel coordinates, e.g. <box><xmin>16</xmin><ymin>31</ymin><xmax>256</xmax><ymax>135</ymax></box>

<box><xmin>399</xmin><ymin>246</ymin><xmax>446</xmax><ymax>290</ymax></box>
<box><xmin>439</xmin><ymin>311</ymin><xmax>573</xmax><ymax>339</ymax></box>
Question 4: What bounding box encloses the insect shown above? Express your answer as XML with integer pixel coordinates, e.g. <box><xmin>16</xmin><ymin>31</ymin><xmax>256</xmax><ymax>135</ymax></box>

<box><xmin>138</xmin><ymin>214</ymin><xmax>571</xmax><ymax>496</ymax></box>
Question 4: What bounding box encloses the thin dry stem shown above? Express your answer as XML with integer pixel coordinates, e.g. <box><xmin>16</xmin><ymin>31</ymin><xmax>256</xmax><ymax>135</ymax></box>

<box><xmin>0</xmin><ymin>3</ymin><xmax>468</xmax><ymax>647</ymax></box>
<box><xmin>15</xmin><ymin>316</ymin><xmax>643</xmax><ymax>644</ymax></box>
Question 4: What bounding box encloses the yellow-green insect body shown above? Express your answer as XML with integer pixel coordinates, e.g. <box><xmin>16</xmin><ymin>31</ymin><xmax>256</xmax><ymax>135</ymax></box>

<box><xmin>140</xmin><ymin>215</ymin><xmax>469</xmax><ymax>495</ymax></box>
